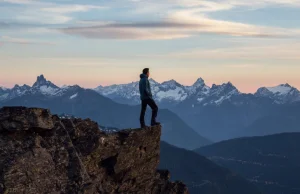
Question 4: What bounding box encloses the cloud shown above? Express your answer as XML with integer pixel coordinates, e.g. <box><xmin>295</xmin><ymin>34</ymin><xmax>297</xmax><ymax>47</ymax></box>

<box><xmin>0</xmin><ymin>36</ymin><xmax>55</xmax><ymax>45</ymax></box>
<box><xmin>2</xmin><ymin>0</ymin><xmax>42</xmax><ymax>5</ymax></box>
<box><xmin>41</xmin><ymin>5</ymin><xmax>106</xmax><ymax>14</ymax></box>
<box><xmin>59</xmin><ymin>15</ymin><xmax>299</xmax><ymax>40</ymax></box>
<box><xmin>4</xmin><ymin>0</ymin><xmax>300</xmax><ymax>40</ymax></box>
<box><xmin>165</xmin><ymin>0</ymin><xmax>300</xmax><ymax>10</ymax></box>
<box><xmin>60</xmin><ymin>24</ymin><xmax>190</xmax><ymax>40</ymax></box>
<box><xmin>16</xmin><ymin>10</ymin><xmax>72</xmax><ymax>24</ymax></box>
<box><xmin>55</xmin><ymin>0</ymin><xmax>300</xmax><ymax>40</ymax></box>
<box><xmin>1</xmin><ymin>1</ymin><xmax>107</xmax><ymax>25</ymax></box>
<box><xmin>163</xmin><ymin>42</ymin><xmax>300</xmax><ymax>60</ymax></box>
<box><xmin>0</xmin><ymin>0</ymin><xmax>52</xmax><ymax>6</ymax></box>
<box><xmin>0</xmin><ymin>21</ymin><xmax>44</xmax><ymax>29</ymax></box>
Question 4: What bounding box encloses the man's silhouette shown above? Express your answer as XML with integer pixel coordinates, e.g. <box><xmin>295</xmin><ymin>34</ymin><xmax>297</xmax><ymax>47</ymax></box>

<box><xmin>139</xmin><ymin>68</ymin><xmax>161</xmax><ymax>128</ymax></box>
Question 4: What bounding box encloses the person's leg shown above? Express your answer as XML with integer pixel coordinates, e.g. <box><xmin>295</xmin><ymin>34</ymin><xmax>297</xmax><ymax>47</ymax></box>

<box><xmin>139</xmin><ymin>100</ymin><xmax>147</xmax><ymax>127</ymax></box>
<box><xmin>148</xmin><ymin>99</ymin><xmax>159</xmax><ymax>125</ymax></box>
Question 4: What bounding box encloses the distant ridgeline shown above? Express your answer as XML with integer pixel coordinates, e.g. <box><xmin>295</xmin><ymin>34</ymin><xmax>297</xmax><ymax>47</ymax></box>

<box><xmin>196</xmin><ymin>133</ymin><xmax>300</xmax><ymax>194</ymax></box>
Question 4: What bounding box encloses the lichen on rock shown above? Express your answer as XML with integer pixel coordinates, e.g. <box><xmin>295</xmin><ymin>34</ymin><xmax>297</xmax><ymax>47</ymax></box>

<box><xmin>0</xmin><ymin>107</ymin><xmax>188</xmax><ymax>194</ymax></box>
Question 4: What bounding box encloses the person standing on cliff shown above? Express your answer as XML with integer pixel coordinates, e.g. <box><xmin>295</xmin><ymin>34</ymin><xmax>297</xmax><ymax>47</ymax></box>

<box><xmin>139</xmin><ymin>68</ymin><xmax>161</xmax><ymax>128</ymax></box>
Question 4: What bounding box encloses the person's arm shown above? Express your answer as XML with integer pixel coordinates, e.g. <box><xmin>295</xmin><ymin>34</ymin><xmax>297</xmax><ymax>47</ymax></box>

<box><xmin>145</xmin><ymin>80</ymin><xmax>153</xmax><ymax>98</ymax></box>
<box><xmin>142</xmin><ymin>78</ymin><xmax>152</xmax><ymax>98</ymax></box>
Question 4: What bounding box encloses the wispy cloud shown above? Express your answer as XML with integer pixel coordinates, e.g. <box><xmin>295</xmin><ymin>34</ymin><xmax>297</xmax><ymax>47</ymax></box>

<box><xmin>0</xmin><ymin>36</ymin><xmax>55</xmax><ymax>45</ymax></box>
<box><xmin>59</xmin><ymin>16</ymin><xmax>300</xmax><ymax>40</ymax></box>
<box><xmin>2</xmin><ymin>0</ymin><xmax>42</xmax><ymax>5</ymax></box>
<box><xmin>60</xmin><ymin>25</ymin><xmax>190</xmax><ymax>40</ymax></box>
<box><xmin>41</xmin><ymin>4</ymin><xmax>106</xmax><ymax>14</ymax></box>
<box><xmin>1</xmin><ymin>0</ymin><xmax>107</xmax><ymax>25</ymax></box>
<box><xmin>3</xmin><ymin>0</ymin><xmax>300</xmax><ymax>40</ymax></box>
<box><xmin>162</xmin><ymin>42</ymin><xmax>300</xmax><ymax>60</ymax></box>
<box><xmin>53</xmin><ymin>0</ymin><xmax>300</xmax><ymax>40</ymax></box>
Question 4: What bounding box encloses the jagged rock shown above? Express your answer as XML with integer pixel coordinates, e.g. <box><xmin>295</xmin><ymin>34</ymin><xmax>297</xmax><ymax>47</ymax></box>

<box><xmin>0</xmin><ymin>107</ymin><xmax>188</xmax><ymax>194</ymax></box>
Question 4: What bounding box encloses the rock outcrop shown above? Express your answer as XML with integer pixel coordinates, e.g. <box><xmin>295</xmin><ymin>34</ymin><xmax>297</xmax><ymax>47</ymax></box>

<box><xmin>0</xmin><ymin>107</ymin><xmax>188</xmax><ymax>194</ymax></box>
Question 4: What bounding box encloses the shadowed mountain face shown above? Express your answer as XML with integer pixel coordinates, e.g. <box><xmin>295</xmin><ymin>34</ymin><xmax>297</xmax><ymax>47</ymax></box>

<box><xmin>173</xmin><ymin>99</ymin><xmax>300</xmax><ymax>141</ymax></box>
<box><xmin>0</xmin><ymin>107</ymin><xmax>188</xmax><ymax>194</ymax></box>
<box><xmin>159</xmin><ymin>141</ymin><xmax>262</xmax><ymax>194</ymax></box>
<box><xmin>196</xmin><ymin>133</ymin><xmax>300</xmax><ymax>194</ymax></box>
<box><xmin>0</xmin><ymin>85</ymin><xmax>211</xmax><ymax>150</ymax></box>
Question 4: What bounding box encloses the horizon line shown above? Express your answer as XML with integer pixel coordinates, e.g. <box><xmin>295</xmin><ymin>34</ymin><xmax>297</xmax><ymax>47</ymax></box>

<box><xmin>0</xmin><ymin>74</ymin><xmax>296</xmax><ymax>94</ymax></box>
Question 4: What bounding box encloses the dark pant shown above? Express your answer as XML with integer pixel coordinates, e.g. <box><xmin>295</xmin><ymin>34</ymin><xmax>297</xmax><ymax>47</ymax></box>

<box><xmin>140</xmin><ymin>99</ymin><xmax>158</xmax><ymax>125</ymax></box>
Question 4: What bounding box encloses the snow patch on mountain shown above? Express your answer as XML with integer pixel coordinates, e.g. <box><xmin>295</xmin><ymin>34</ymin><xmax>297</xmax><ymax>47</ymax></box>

<box><xmin>94</xmin><ymin>78</ymin><xmax>245</xmax><ymax>106</ymax></box>
<box><xmin>70</xmin><ymin>93</ymin><xmax>78</xmax><ymax>99</ymax></box>
<box><xmin>0</xmin><ymin>93</ymin><xmax>9</xmax><ymax>101</ymax></box>
<box><xmin>197</xmin><ymin>98</ymin><xmax>205</xmax><ymax>103</ymax></box>
<box><xmin>255</xmin><ymin>84</ymin><xmax>300</xmax><ymax>104</ymax></box>
<box><xmin>39</xmin><ymin>85</ymin><xmax>60</xmax><ymax>95</ymax></box>
<box><xmin>215</xmin><ymin>96</ymin><xmax>225</xmax><ymax>105</ymax></box>
<box><xmin>0</xmin><ymin>87</ymin><xmax>9</xmax><ymax>91</ymax></box>
<box><xmin>156</xmin><ymin>87</ymin><xmax>188</xmax><ymax>101</ymax></box>
<box><xmin>266</xmin><ymin>84</ymin><xmax>292</xmax><ymax>95</ymax></box>
<box><xmin>2</xmin><ymin>75</ymin><xmax>300</xmax><ymax>106</ymax></box>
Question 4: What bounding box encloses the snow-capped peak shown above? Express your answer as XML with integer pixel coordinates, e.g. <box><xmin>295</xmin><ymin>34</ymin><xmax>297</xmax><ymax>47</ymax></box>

<box><xmin>212</xmin><ymin>82</ymin><xmax>238</xmax><ymax>92</ymax></box>
<box><xmin>0</xmin><ymin>86</ymin><xmax>9</xmax><ymax>91</ymax></box>
<box><xmin>94</xmin><ymin>85</ymin><xmax>104</xmax><ymax>90</ymax></box>
<box><xmin>193</xmin><ymin>78</ymin><xmax>205</xmax><ymax>88</ymax></box>
<box><xmin>266</xmin><ymin>84</ymin><xmax>293</xmax><ymax>95</ymax></box>
<box><xmin>255</xmin><ymin>83</ymin><xmax>300</xmax><ymax>104</ymax></box>
<box><xmin>210</xmin><ymin>82</ymin><xmax>239</xmax><ymax>98</ymax></box>
<box><xmin>32</xmin><ymin>74</ymin><xmax>58</xmax><ymax>89</ymax></box>
<box><xmin>161</xmin><ymin>79</ymin><xmax>181</xmax><ymax>87</ymax></box>
<box><xmin>31</xmin><ymin>75</ymin><xmax>60</xmax><ymax>96</ymax></box>
<box><xmin>149</xmin><ymin>78</ymin><xmax>159</xmax><ymax>85</ymax></box>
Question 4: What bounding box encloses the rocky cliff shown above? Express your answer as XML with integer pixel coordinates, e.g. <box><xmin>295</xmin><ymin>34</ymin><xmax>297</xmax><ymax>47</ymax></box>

<box><xmin>0</xmin><ymin>107</ymin><xmax>188</xmax><ymax>194</ymax></box>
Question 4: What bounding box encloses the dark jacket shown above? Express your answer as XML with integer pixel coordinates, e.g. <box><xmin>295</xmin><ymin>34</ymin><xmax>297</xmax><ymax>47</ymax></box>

<box><xmin>139</xmin><ymin>74</ymin><xmax>153</xmax><ymax>100</ymax></box>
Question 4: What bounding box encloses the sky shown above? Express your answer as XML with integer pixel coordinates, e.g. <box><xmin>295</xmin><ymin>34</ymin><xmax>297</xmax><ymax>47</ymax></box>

<box><xmin>0</xmin><ymin>0</ymin><xmax>300</xmax><ymax>93</ymax></box>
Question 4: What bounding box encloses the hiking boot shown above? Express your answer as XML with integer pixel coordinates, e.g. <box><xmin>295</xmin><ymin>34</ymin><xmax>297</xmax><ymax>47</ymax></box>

<box><xmin>141</xmin><ymin>123</ymin><xmax>148</xmax><ymax>129</ymax></box>
<box><xmin>151</xmin><ymin>121</ymin><xmax>161</xmax><ymax>126</ymax></box>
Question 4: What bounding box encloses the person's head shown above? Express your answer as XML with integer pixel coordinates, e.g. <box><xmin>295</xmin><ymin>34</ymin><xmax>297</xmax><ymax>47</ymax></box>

<box><xmin>143</xmin><ymin>68</ymin><xmax>150</xmax><ymax>77</ymax></box>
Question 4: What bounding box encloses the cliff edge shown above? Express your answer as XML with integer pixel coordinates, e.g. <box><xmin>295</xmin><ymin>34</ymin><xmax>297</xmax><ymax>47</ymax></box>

<box><xmin>0</xmin><ymin>107</ymin><xmax>188</xmax><ymax>194</ymax></box>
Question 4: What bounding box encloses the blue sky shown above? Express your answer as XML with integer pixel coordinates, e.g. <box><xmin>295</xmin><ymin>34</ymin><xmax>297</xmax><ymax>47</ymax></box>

<box><xmin>1</xmin><ymin>0</ymin><xmax>300</xmax><ymax>92</ymax></box>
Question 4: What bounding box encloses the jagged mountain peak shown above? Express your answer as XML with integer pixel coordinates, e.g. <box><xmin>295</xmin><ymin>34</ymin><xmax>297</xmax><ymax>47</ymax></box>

<box><xmin>255</xmin><ymin>83</ymin><xmax>300</xmax><ymax>103</ymax></box>
<box><xmin>33</xmin><ymin>74</ymin><xmax>46</xmax><ymax>86</ymax></box>
<box><xmin>0</xmin><ymin>86</ymin><xmax>9</xmax><ymax>91</ymax></box>
<box><xmin>161</xmin><ymin>79</ymin><xmax>181</xmax><ymax>87</ymax></box>
<box><xmin>193</xmin><ymin>77</ymin><xmax>205</xmax><ymax>87</ymax></box>
<box><xmin>212</xmin><ymin>82</ymin><xmax>238</xmax><ymax>91</ymax></box>
<box><xmin>32</xmin><ymin>74</ymin><xmax>58</xmax><ymax>88</ymax></box>
<box><xmin>257</xmin><ymin>83</ymin><xmax>296</xmax><ymax>95</ymax></box>
<box><xmin>13</xmin><ymin>84</ymin><xmax>30</xmax><ymax>89</ymax></box>
<box><xmin>281</xmin><ymin>83</ymin><xmax>292</xmax><ymax>87</ymax></box>
<box><xmin>149</xmin><ymin>78</ymin><xmax>159</xmax><ymax>85</ymax></box>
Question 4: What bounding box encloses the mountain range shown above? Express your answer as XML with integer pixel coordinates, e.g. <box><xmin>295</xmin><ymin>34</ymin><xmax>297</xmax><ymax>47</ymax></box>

<box><xmin>0</xmin><ymin>75</ymin><xmax>211</xmax><ymax>150</ymax></box>
<box><xmin>3</xmin><ymin>75</ymin><xmax>298</xmax><ymax>107</ymax></box>
<box><xmin>92</xmin><ymin>78</ymin><xmax>300</xmax><ymax>141</ymax></box>
<box><xmin>93</xmin><ymin>78</ymin><xmax>300</xmax><ymax>106</ymax></box>
<box><xmin>1</xmin><ymin>75</ymin><xmax>300</xmax><ymax>142</ymax></box>
<box><xmin>196</xmin><ymin>133</ymin><xmax>300</xmax><ymax>194</ymax></box>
